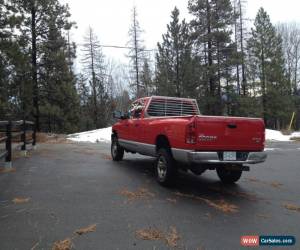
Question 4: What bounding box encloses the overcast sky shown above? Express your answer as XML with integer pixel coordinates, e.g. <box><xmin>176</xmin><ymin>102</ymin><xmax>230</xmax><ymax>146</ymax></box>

<box><xmin>60</xmin><ymin>0</ymin><xmax>300</xmax><ymax>65</ymax></box>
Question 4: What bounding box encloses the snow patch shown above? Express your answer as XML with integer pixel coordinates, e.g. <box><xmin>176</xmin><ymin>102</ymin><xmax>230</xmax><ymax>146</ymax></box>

<box><xmin>291</xmin><ymin>132</ymin><xmax>300</xmax><ymax>138</ymax></box>
<box><xmin>68</xmin><ymin>127</ymin><xmax>112</xmax><ymax>143</ymax></box>
<box><xmin>264</xmin><ymin>148</ymin><xmax>277</xmax><ymax>151</ymax></box>
<box><xmin>67</xmin><ymin>127</ymin><xmax>299</xmax><ymax>143</ymax></box>
<box><xmin>265</xmin><ymin>129</ymin><xmax>292</xmax><ymax>142</ymax></box>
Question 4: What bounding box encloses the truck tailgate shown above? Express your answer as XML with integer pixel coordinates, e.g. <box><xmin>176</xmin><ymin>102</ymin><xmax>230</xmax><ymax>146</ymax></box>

<box><xmin>195</xmin><ymin>116</ymin><xmax>265</xmax><ymax>151</ymax></box>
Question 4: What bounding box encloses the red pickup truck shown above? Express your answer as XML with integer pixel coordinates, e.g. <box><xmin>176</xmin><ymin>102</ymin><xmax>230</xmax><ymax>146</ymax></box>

<box><xmin>111</xmin><ymin>96</ymin><xmax>267</xmax><ymax>186</ymax></box>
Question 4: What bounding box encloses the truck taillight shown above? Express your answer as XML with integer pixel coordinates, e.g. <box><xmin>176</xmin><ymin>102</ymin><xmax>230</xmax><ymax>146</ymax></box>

<box><xmin>263</xmin><ymin>124</ymin><xmax>266</xmax><ymax>147</ymax></box>
<box><xmin>186</xmin><ymin>119</ymin><xmax>197</xmax><ymax>144</ymax></box>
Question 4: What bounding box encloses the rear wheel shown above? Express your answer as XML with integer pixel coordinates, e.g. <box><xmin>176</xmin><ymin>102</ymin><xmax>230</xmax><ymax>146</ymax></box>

<box><xmin>216</xmin><ymin>167</ymin><xmax>242</xmax><ymax>184</ymax></box>
<box><xmin>156</xmin><ymin>148</ymin><xmax>177</xmax><ymax>186</ymax></box>
<box><xmin>111</xmin><ymin>136</ymin><xmax>124</xmax><ymax>161</ymax></box>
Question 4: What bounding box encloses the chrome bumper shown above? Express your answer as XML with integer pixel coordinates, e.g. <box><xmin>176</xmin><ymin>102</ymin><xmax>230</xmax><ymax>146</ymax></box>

<box><xmin>172</xmin><ymin>149</ymin><xmax>267</xmax><ymax>165</ymax></box>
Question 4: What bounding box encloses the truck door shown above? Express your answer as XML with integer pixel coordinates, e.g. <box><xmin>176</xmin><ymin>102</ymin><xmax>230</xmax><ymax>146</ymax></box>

<box><xmin>130</xmin><ymin>99</ymin><xmax>145</xmax><ymax>143</ymax></box>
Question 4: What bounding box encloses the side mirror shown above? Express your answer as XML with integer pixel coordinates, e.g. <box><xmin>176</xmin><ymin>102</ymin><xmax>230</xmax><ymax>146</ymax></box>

<box><xmin>113</xmin><ymin>111</ymin><xmax>129</xmax><ymax>120</ymax></box>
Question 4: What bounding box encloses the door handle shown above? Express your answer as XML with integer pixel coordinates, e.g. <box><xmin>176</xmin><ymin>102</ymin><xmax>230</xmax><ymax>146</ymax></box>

<box><xmin>227</xmin><ymin>124</ymin><xmax>237</xmax><ymax>129</ymax></box>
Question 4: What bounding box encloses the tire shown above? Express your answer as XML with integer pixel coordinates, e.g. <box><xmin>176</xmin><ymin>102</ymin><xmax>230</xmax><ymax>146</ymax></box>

<box><xmin>156</xmin><ymin>148</ymin><xmax>177</xmax><ymax>186</ymax></box>
<box><xmin>111</xmin><ymin>136</ymin><xmax>124</xmax><ymax>161</ymax></box>
<box><xmin>216</xmin><ymin>167</ymin><xmax>242</xmax><ymax>184</ymax></box>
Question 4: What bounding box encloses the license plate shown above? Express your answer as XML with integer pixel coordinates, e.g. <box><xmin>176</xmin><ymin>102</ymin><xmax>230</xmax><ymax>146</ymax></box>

<box><xmin>223</xmin><ymin>151</ymin><xmax>237</xmax><ymax>161</ymax></box>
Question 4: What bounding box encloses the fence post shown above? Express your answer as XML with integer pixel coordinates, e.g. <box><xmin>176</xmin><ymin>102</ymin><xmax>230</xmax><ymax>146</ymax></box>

<box><xmin>21</xmin><ymin>120</ymin><xmax>27</xmax><ymax>156</ymax></box>
<box><xmin>32</xmin><ymin>122</ymin><xmax>36</xmax><ymax>149</ymax></box>
<box><xmin>5</xmin><ymin>121</ymin><xmax>12</xmax><ymax>168</ymax></box>
<box><xmin>21</xmin><ymin>120</ymin><xmax>26</xmax><ymax>151</ymax></box>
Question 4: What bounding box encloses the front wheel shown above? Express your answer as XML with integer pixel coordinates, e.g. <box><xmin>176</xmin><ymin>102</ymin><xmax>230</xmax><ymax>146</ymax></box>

<box><xmin>111</xmin><ymin>136</ymin><xmax>124</xmax><ymax>161</ymax></box>
<box><xmin>216</xmin><ymin>167</ymin><xmax>242</xmax><ymax>184</ymax></box>
<box><xmin>156</xmin><ymin>148</ymin><xmax>177</xmax><ymax>186</ymax></box>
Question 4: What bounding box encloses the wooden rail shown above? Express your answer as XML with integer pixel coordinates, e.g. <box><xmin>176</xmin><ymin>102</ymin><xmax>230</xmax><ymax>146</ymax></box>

<box><xmin>0</xmin><ymin>120</ymin><xmax>36</xmax><ymax>168</ymax></box>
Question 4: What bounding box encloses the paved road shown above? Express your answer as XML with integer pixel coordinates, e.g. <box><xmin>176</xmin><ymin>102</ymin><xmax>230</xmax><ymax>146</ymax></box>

<box><xmin>0</xmin><ymin>141</ymin><xmax>299</xmax><ymax>250</ymax></box>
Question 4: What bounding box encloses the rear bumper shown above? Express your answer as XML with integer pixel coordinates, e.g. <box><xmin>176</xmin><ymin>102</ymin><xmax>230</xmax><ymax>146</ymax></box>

<box><xmin>172</xmin><ymin>149</ymin><xmax>267</xmax><ymax>165</ymax></box>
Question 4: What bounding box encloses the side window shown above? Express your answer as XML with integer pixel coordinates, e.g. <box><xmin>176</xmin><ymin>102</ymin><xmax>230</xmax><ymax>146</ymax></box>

<box><xmin>129</xmin><ymin>100</ymin><xmax>145</xmax><ymax>119</ymax></box>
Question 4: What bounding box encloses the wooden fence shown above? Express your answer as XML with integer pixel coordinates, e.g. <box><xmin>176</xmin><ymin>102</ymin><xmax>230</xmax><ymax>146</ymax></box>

<box><xmin>0</xmin><ymin>120</ymin><xmax>36</xmax><ymax>168</ymax></box>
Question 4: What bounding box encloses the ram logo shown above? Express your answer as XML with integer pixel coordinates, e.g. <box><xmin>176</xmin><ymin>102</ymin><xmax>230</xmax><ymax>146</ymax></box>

<box><xmin>252</xmin><ymin>137</ymin><xmax>261</xmax><ymax>143</ymax></box>
<box><xmin>199</xmin><ymin>135</ymin><xmax>218</xmax><ymax>142</ymax></box>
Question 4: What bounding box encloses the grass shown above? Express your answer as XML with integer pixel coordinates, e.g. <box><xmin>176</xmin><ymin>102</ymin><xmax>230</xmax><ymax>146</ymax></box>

<box><xmin>174</xmin><ymin>191</ymin><xmax>239</xmax><ymax>213</ymax></box>
<box><xmin>52</xmin><ymin>238</ymin><xmax>73</xmax><ymax>250</ymax></box>
<box><xmin>290</xmin><ymin>136</ymin><xmax>300</xmax><ymax>141</ymax></box>
<box><xmin>208</xmin><ymin>186</ymin><xmax>258</xmax><ymax>201</ymax></box>
<box><xmin>75</xmin><ymin>224</ymin><xmax>97</xmax><ymax>235</ymax></box>
<box><xmin>270</xmin><ymin>181</ymin><xmax>283</xmax><ymax>188</ymax></box>
<box><xmin>135</xmin><ymin>226</ymin><xmax>180</xmax><ymax>248</ymax></box>
<box><xmin>52</xmin><ymin>224</ymin><xmax>97</xmax><ymax>250</ymax></box>
<box><xmin>283</xmin><ymin>203</ymin><xmax>300</xmax><ymax>212</ymax></box>
<box><xmin>36</xmin><ymin>133</ymin><xmax>73</xmax><ymax>144</ymax></box>
<box><xmin>119</xmin><ymin>187</ymin><xmax>155</xmax><ymax>202</ymax></box>
<box><xmin>0</xmin><ymin>167</ymin><xmax>16</xmax><ymax>174</ymax></box>
<box><xmin>246</xmin><ymin>178</ymin><xmax>284</xmax><ymax>189</ymax></box>
<box><xmin>12</xmin><ymin>197</ymin><xmax>30</xmax><ymax>204</ymax></box>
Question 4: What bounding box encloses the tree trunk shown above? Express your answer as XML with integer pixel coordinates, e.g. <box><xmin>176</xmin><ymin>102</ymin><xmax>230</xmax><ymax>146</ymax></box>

<box><xmin>89</xmin><ymin>28</ymin><xmax>98</xmax><ymax>128</ymax></box>
<box><xmin>176</xmin><ymin>48</ymin><xmax>180</xmax><ymax>97</ymax></box>
<box><xmin>239</xmin><ymin>0</ymin><xmax>247</xmax><ymax>96</ymax></box>
<box><xmin>133</xmin><ymin>9</ymin><xmax>140</xmax><ymax>98</ymax></box>
<box><xmin>261</xmin><ymin>46</ymin><xmax>267</xmax><ymax>124</ymax></box>
<box><xmin>234</xmin><ymin>0</ymin><xmax>241</xmax><ymax>95</ymax></box>
<box><xmin>31</xmin><ymin>3</ymin><xmax>40</xmax><ymax>131</ymax></box>
<box><xmin>206</xmin><ymin>0</ymin><xmax>215</xmax><ymax>115</ymax></box>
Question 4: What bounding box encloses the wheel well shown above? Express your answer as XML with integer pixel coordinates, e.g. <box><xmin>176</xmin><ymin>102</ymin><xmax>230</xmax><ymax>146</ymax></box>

<box><xmin>156</xmin><ymin>135</ymin><xmax>171</xmax><ymax>152</ymax></box>
<box><xmin>112</xmin><ymin>130</ymin><xmax>117</xmax><ymax>139</ymax></box>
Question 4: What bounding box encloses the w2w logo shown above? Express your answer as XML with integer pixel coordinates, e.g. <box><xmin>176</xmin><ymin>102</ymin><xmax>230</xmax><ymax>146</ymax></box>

<box><xmin>241</xmin><ymin>236</ymin><xmax>259</xmax><ymax>247</ymax></box>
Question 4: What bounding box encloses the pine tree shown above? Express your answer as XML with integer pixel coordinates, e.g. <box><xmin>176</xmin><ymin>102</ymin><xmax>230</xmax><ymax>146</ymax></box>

<box><xmin>0</xmin><ymin>0</ymin><xmax>25</xmax><ymax>118</ymax></box>
<box><xmin>9</xmin><ymin>0</ymin><xmax>75</xmax><ymax>130</ymax></box>
<box><xmin>188</xmin><ymin>0</ymin><xmax>236</xmax><ymax>115</ymax></box>
<box><xmin>39</xmin><ymin>2</ymin><xmax>79</xmax><ymax>133</ymax></box>
<box><xmin>127</xmin><ymin>6</ymin><xmax>145</xmax><ymax>98</ymax></box>
<box><xmin>277</xmin><ymin>23</ymin><xmax>300</xmax><ymax>129</ymax></box>
<box><xmin>277</xmin><ymin>23</ymin><xmax>300</xmax><ymax>95</ymax></box>
<box><xmin>0</xmin><ymin>0</ymin><xmax>11</xmax><ymax>115</ymax></box>
<box><xmin>140</xmin><ymin>58</ymin><xmax>153</xmax><ymax>96</ymax></box>
<box><xmin>155</xmin><ymin>7</ymin><xmax>195</xmax><ymax>98</ymax></box>
<box><xmin>81</xmin><ymin>26</ymin><xmax>107</xmax><ymax>129</ymax></box>
<box><xmin>76</xmin><ymin>73</ymin><xmax>94</xmax><ymax>131</ymax></box>
<box><xmin>248</xmin><ymin>8</ymin><xmax>291</xmax><ymax>129</ymax></box>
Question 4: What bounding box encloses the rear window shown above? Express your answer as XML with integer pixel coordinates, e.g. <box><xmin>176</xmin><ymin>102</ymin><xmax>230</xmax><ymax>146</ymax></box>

<box><xmin>146</xmin><ymin>97</ymin><xmax>200</xmax><ymax>117</ymax></box>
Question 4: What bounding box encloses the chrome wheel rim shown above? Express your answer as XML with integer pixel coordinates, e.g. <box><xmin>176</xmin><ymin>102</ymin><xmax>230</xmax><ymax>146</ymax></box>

<box><xmin>157</xmin><ymin>155</ymin><xmax>167</xmax><ymax>180</ymax></box>
<box><xmin>112</xmin><ymin>141</ymin><xmax>118</xmax><ymax>157</ymax></box>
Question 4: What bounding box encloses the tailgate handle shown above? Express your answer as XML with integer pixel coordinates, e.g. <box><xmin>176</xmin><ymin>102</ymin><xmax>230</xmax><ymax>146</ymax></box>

<box><xmin>227</xmin><ymin>123</ymin><xmax>237</xmax><ymax>129</ymax></box>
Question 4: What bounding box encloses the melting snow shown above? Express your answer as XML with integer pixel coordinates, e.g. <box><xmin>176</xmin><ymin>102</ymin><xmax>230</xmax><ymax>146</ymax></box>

<box><xmin>67</xmin><ymin>127</ymin><xmax>299</xmax><ymax>143</ymax></box>
<box><xmin>265</xmin><ymin>129</ymin><xmax>291</xmax><ymax>142</ymax></box>
<box><xmin>68</xmin><ymin>127</ymin><xmax>112</xmax><ymax>143</ymax></box>
<box><xmin>266</xmin><ymin>130</ymin><xmax>300</xmax><ymax>141</ymax></box>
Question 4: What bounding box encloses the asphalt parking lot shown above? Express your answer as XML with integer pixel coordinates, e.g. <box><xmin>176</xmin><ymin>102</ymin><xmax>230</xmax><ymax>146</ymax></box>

<box><xmin>0</xmin><ymin>141</ymin><xmax>299</xmax><ymax>250</ymax></box>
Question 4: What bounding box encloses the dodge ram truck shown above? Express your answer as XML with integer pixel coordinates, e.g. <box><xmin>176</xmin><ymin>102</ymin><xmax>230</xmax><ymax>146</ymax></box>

<box><xmin>111</xmin><ymin>96</ymin><xmax>267</xmax><ymax>186</ymax></box>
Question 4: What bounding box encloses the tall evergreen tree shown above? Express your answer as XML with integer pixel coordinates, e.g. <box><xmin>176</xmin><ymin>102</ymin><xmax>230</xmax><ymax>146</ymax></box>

<box><xmin>140</xmin><ymin>57</ymin><xmax>153</xmax><ymax>96</ymax></box>
<box><xmin>248</xmin><ymin>8</ymin><xmax>291</xmax><ymax>129</ymax></box>
<box><xmin>10</xmin><ymin>0</ymin><xmax>76</xmax><ymax>130</ymax></box>
<box><xmin>0</xmin><ymin>0</ymin><xmax>24</xmax><ymax>118</ymax></box>
<box><xmin>277</xmin><ymin>23</ymin><xmax>300</xmax><ymax>95</ymax></box>
<box><xmin>155</xmin><ymin>7</ymin><xmax>195</xmax><ymax>98</ymax></box>
<box><xmin>0</xmin><ymin>0</ymin><xmax>12</xmax><ymax>116</ymax></box>
<box><xmin>81</xmin><ymin>26</ymin><xmax>107</xmax><ymax>129</ymax></box>
<box><xmin>188</xmin><ymin>0</ymin><xmax>237</xmax><ymax>115</ymax></box>
<box><xmin>39</xmin><ymin>5</ymin><xmax>79</xmax><ymax>133</ymax></box>
<box><xmin>127</xmin><ymin>6</ymin><xmax>145</xmax><ymax>98</ymax></box>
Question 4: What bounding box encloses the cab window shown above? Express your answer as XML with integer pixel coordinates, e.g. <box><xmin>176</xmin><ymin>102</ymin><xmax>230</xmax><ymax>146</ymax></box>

<box><xmin>129</xmin><ymin>99</ymin><xmax>145</xmax><ymax>119</ymax></box>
